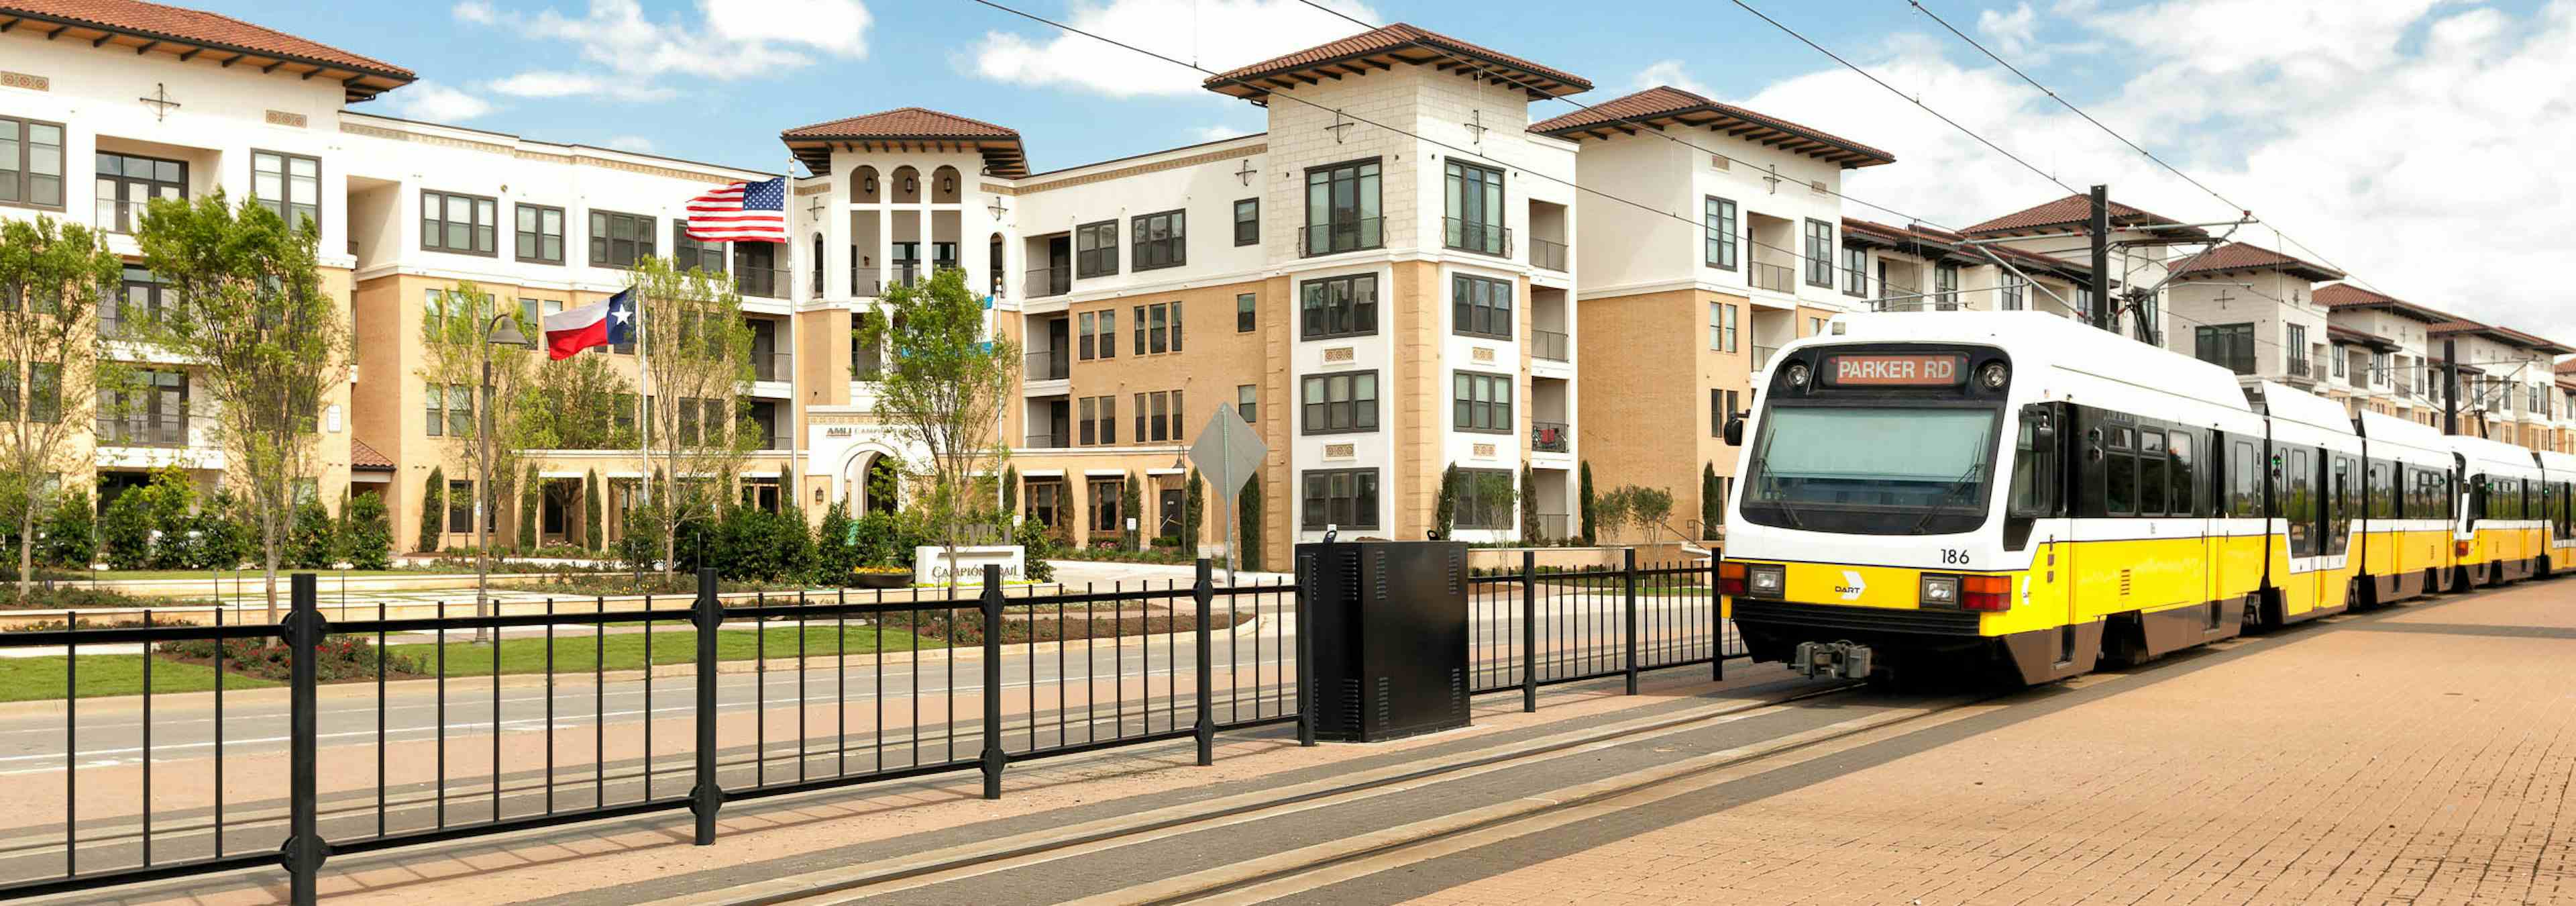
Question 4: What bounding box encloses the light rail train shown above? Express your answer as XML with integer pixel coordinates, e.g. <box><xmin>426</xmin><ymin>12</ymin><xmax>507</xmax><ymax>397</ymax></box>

<box><xmin>1716</xmin><ymin>312</ymin><xmax>2575</xmax><ymax>685</ymax></box>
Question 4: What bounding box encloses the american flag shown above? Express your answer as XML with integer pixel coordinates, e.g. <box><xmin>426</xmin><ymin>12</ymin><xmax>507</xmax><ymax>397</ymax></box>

<box><xmin>684</xmin><ymin>176</ymin><xmax>787</xmax><ymax>243</ymax></box>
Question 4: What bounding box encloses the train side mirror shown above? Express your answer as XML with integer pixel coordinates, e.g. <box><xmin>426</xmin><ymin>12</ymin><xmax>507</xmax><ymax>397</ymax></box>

<box><xmin>1723</xmin><ymin>413</ymin><xmax>1745</xmax><ymax>446</ymax></box>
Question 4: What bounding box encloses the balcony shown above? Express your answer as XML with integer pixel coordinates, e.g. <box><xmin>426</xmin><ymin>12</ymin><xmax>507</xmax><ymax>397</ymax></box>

<box><xmin>1532</xmin><ymin>420</ymin><xmax>1570</xmax><ymax>454</ymax></box>
<box><xmin>93</xmin><ymin>198</ymin><xmax>170</xmax><ymax>236</ymax></box>
<box><xmin>734</xmin><ymin>267</ymin><xmax>790</xmax><ymax>300</ymax></box>
<box><xmin>1022</xmin><ymin>433</ymin><xmax>1065</xmax><ymax>450</ymax></box>
<box><xmin>1534</xmin><ymin>513</ymin><xmax>1569</xmax><ymax>540</ymax></box>
<box><xmin>1533</xmin><ymin>329</ymin><xmax>1569</xmax><ymax>362</ymax></box>
<box><xmin>1748</xmin><ymin>261</ymin><xmax>1796</xmax><ymax>294</ymax></box>
<box><xmin>1442</xmin><ymin>218</ymin><xmax>1511</xmax><ymax>258</ymax></box>
<box><xmin>751</xmin><ymin>352</ymin><xmax>792</xmax><ymax>383</ymax></box>
<box><xmin>1024</xmin><ymin>264</ymin><xmax>1070</xmax><ymax>299</ymax></box>
<box><xmin>850</xmin><ymin>265</ymin><xmax>923</xmax><ymax>298</ymax></box>
<box><xmin>1300</xmin><ymin>217</ymin><xmax>1383</xmax><ymax>258</ymax></box>
<box><xmin>1753</xmin><ymin>345</ymin><xmax>1779</xmax><ymax>370</ymax></box>
<box><xmin>1024</xmin><ymin>349</ymin><xmax>1068</xmax><ymax>382</ymax></box>
<box><xmin>1530</xmin><ymin>237</ymin><xmax>1568</xmax><ymax>272</ymax></box>
<box><xmin>97</xmin><ymin>413</ymin><xmax>189</xmax><ymax>448</ymax></box>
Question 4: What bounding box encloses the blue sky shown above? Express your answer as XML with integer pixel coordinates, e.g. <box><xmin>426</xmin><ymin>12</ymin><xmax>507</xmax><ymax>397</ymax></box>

<box><xmin>205</xmin><ymin>0</ymin><xmax>2576</xmax><ymax>344</ymax></box>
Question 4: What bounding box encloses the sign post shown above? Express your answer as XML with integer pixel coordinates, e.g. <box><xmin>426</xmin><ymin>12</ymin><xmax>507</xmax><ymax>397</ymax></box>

<box><xmin>1189</xmin><ymin>404</ymin><xmax>1269</xmax><ymax>588</ymax></box>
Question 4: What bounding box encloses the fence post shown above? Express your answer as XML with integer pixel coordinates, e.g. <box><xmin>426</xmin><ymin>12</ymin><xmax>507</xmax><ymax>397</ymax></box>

<box><xmin>1294</xmin><ymin>551</ymin><xmax>1316</xmax><ymax>747</ymax></box>
<box><xmin>690</xmin><ymin>567</ymin><xmax>721</xmax><ymax>846</ymax></box>
<box><xmin>1623</xmin><ymin>548</ymin><xmax>1640</xmax><ymax>696</ymax></box>
<box><xmin>1193</xmin><ymin>558</ymin><xmax>1215</xmax><ymax>766</ymax></box>
<box><xmin>981</xmin><ymin>563</ymin><xmax>1006</xmax><ymax>799</ymax></box>
<box><xmin>1710</xmin><ymin>554</ymin><xmax>1725</xmax><ymax>682</ymax></box>
<box><xmin>1521</xmin><ymin>550</ymin><xmax>1538</xmax><ymax>713</ymax></box>
<box><xmin>284</xmin><ymin>572</ymin><xmax>326</xmax><ymax>906</ymax></box>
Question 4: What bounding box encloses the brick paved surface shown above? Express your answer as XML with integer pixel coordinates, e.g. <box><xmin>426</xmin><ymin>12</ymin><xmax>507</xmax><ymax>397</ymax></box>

<box><xmin>1391</xmin><ymin>578</ymin><xmax>2576</xmax><ymax>906</ymax></box>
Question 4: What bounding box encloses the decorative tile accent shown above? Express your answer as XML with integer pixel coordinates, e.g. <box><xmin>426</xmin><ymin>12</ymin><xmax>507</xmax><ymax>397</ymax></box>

<box><xmin>265</xmin><ymin>109</ymin><xmax>307</xmax><ymax>128</ymax></box>
<box><xmin>1472</xmin><ymin>347</ymin><xmax>1495</xmax><ymax>362</ymax></box>
<box><xmin>1325</xmin><ymin>443</ymin><xmax>1355</xmax><ymax>459</ymax></box>
<box><xmin>1472</xmin><ymin>443</ymin><xmax>1496</xmax><ymax>458</ymax></box>
<box><xmin>1323</xmin><ymin>347</ymin><xmax>1355</xmax><ymax>363</ymax></box>
<box><xmin>1</xmin><ymin>71</ymin><xmax>48</xmax><ymax>92</ymax></box>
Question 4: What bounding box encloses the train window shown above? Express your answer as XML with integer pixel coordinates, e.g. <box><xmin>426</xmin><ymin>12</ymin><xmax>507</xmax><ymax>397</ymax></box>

<box><xmin>2229</xmin><ymin>442</ymin><xmax>2258</xmax><ymax>518</ymax></box>
<box><xmin>2286</xmin><ymin>450</ymin><xmax>2314</xmax><ymax>557</ymax></box>
<box><xmin>2330</xmin><ymin>457</ymin><xmax>2353</xmax><ymax>555</ymax></box>
<box><xmin>2169</xmin><ymin>433</ymin><xmax>2194</xmax><ymax>517</ymax></box>
<box><xmin>2369</xmin><ymin>462</ymin><xmax>2393</xmax><ymax>519</ymax></box>
<box><xmin>2006</xmin><ymin>405</ymin><xmax>2059</xmax><ymax>518</ymax></box>
<box><xmin>2106</xmin><ymin>427</ymin><xmax>2136</xmax><ymax>516</ymax></box>
<box><xmin>2138</xmin><ymin>430</ymin><xmax>2167</xmax><ymax>515</ymax></box>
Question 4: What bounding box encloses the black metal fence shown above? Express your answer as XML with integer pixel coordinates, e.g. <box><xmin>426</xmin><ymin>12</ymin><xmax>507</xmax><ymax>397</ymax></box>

<box><xmin>0</xmin><ymin>553</ymin><xmax>1734</xmax><ymax>903</ymax></box>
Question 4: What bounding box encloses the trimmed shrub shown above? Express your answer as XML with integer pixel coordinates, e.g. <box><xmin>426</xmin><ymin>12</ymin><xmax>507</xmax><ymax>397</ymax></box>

<box><xmin>417</xmin><ymin>467</ymin><xmax>446</xmax><ymax>552</ymax></box>
<box><xmin>582</xmin><ymin>470</ymin><xmax>604</xmax><ymax>552</ymax></box>
<box><xmin>288</xmin><ymin>500</ymin><xmax>338</xmax><ymax>569</ymax></box>
<box><xmin>99</xmin><ymin>490</ymin><xmax>152</xmax><ymax>570</ymax></box>
<box><xmin>37</xmin><ymin>491</ymin><xmax>95</xmax><ymax>570</ymax></box>
<box><xmin>343</xmin><ymin>494</ymin><xmax>394</xmax><ymax>570</ymax></box>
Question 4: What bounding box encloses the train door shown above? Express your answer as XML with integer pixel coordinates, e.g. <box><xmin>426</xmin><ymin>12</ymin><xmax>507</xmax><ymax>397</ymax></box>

<box><xmin>2327</xmin><ymin>453</ymin><xmax>2357</xmax><ymax>609</ymax></box>
<box><xmin>2282</xmin><ymin>445</ymin><xmax>2322</xmax><ymax>617</ymax></box>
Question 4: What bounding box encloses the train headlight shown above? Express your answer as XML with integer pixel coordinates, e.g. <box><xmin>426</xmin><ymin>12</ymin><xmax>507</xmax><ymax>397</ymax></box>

<box><xmin>1978</xmin><ymin>362</ymin><xmax>2010</xmax><ymax>390</ymax></box>
<box><xmin>1784</xmin><ymin>362</ymin><xmax>1811</xmax><ymax>389</ymax></box>
<box><xmin>1747</xmin><ymin>564</ymin><xmax>1786</xmax><ymax>597</ymax></box>
<box><xmin>1919</xmin><ymin>574</ymin><xmax>1960</xmax><ymax>607</ymax></box>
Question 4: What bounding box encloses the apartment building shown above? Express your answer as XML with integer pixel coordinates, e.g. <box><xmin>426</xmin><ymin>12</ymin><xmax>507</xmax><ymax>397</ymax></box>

<box><xmin>2422</xmin><ymin>319</ymin><xmax>2571</xmax><ymax>451</ymax></box>
<box><xmin>1954</xmin><ymin>194</ymin><xmax>2199</xmax><ymax>346</ymax></box>
<box><xmin>1532</xmin><ymin>86</ymin><xmax>1893</xmax><ymax>542</ymax></box>
<box><xmin>1838</xmin><ymin>217</ymin><xmax>2100</xmax><ymax>319</ymax></box>
<box><xmin>2314</xmin><ymin>283</ymin><xmax>2448</xmax><ymax>425</ymax></box>
<box><xmin>2165</xmin><ymin>242</ymin><xmax>2347</xmax><ymax>395</ymax></box>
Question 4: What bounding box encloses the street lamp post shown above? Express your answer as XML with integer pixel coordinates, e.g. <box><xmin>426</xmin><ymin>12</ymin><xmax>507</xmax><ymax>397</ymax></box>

<box><xmin>478</xmin><ymin>313</ymin><xmax>528</xmax><ymax>644</ymax></box>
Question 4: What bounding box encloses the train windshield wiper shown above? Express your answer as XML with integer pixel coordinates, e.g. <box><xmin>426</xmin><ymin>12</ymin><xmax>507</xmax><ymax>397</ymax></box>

<box><xmin>1905</xmin><ymin>462</ymin><xmax>1987</xmax><ymax>535</ymax></box>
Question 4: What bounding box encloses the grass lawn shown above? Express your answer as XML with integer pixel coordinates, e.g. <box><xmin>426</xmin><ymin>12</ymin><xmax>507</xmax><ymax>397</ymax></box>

<box><xmin>78</xmin><ymin>568</ymin><xmax>574</xmax><ymax>581</ymax></box>
<box><xmin>385</xmin><ymin>624</ymin><xmax>950</xmax><ymax>677</ymax></box>
<box><xmin>0</xmin><ymin>655</ymin><xmax>279</xmax><ymax>702</ymax></box>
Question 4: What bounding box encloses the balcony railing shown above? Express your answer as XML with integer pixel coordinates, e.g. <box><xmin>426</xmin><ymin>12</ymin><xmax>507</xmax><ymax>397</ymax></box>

<box><xmin>1442</xmin><ymin>218</ymin><xmax>1511</xmax><ymax>257</ymax></box>
<box><xmin>1532</xmin><ymin>420</ymin><xmax>1570</xmax><ymax>453</ymax></box>
<box><xmin>755</xmin><ymin>430</ymin><xmax>795</xmax><ymax>451</ymax></box>
<box><xmin>1024</xmin><ymin>264</ymin><xmax>1071</xmax><ymax>298</ymax></box>
<box><xmin>1533</xmin><ymin>329</ymin><xmax>1570</xmax><ymax>362</ymax></box>
<box><xmin>1530</xmin><ymin>236</ymin><xmax>1568</xmax><ymax>272</ymax></box>
<box><xmin>1024</xmin><ymin>350</ymin><xmax>1069</xmax><ymax>381</ymax></box>
<box><xmin>1300</xmin><ymin>217</ymin><xmax>1384</xmax><ymax>258</ymax></box>
<box><xmin>1534</xmin><ymin>513</ymin><xmax>1570</xmax><ymax>540</ymax></box>
<box><xmin>1753</xmin><ymin>345</ymin><xmax>1779</xmax><ymax>370</ymax></box>
<box><xmin>1022</xmin><ymin>433</ymin><xmax>1066</xmax><ymax>450</ymax></box>
<box><xmin>850</xmin><ymin>265</ymin><xmax>923</xmax><ymax>297</ymax></box>
<box><xmin>97</xmin><ymin>413</ymin><xmax>189</xmax><ymax>447</ymax></box>
<box><xmin>93</xmin><ymin>198</ymin><xmax>170</xmax><ymax>236</ymax></box>
<box><xmin>751</xmin><ymin>351</ymin><xmax>792</xmax><ymax>383</ymax></box>
<box><xmin>1748</xmin><ymin>260</ymin><xmax>1796</xmax><ymax>294</ymax></box>
<box><xmin>2286</xmin><ymin>355</ymin><xmax>2312</xmax><ymax>379</ymax></box>
<box><xmin>733</xmin><ymin>267</ymin><xmax>790</xmax><ymax>299</ymax></box>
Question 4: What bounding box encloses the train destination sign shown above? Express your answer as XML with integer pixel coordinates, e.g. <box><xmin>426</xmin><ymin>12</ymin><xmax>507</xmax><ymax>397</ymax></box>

<box><xmin>1825</xmin><ymin>353</ymin><xmax>1966</xmax><ymax>387</ymax></box>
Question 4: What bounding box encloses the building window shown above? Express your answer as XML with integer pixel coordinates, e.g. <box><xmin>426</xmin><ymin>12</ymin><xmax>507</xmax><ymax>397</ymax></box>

<box><xmin>1710</xmin><ymin>389</ymin><xmax>1739</xmax><ymax>440</ymax></box>
<box><xmin>515</xmin><ymin>204</ymin><xmax>565</xmax><ymax>264</ymax></box>
<box><xmin>0</xmin><ymin>360</ymin><xmax>60</xmax><ymax>423</ymax></box>
<box><xmin>1133</xmin><ymin>389</ymin><xmax>1185</xmax><ymax>442</ymax></box>
<box><xmin>422</xmin><ymin>190</ymin><xmax>498</xmax><ymax>256</ymax></box>
<box><xmin>1841</xmin><ymin>246</ymin><xmax>1867</xmax><ymax>297</ymax></box>
<box><xmin>733</xmin><ymin>241</ymin><xmax>781</xmax><ymax>298</ymax></box>
<box><xmin>1452</xmin><ymin>371</ymin><xmax>1513</xmax><ymax>434</ymax></box>
<box><xmin>1026</xmin><ymin>479</ymin><xmax>1065</xmax><ymax>529</ymax></box>
<box><xmin>94</xmin><ymin>152</ymin><xmax>185</xmax><ymax>234</ymax></box>
<box><xmin>99</xmin><ymin>369</ymin><xmax>187</xmax><ymax>446</ymax></box>
<box><xmin>1077</xmin><ymin>395</ymin><xmax>1117</xmax><ymax>445</ymax></box>
<box><xmin>1237</xmin><ymin>384</ymin><xmax>1257</xmax><ymax>423</ymax></box>
<box><xmin>2286</xmin><ymin>324</ymin><xmax>2308</xmax><ymax>375</ymax></box>
<box><xmin>1299</xmin><ymin>273</ymin><xmax>1377</xmax><ymax>340</ymax></box>
<box><xmin>1453</xmin><ymin>274</ymin><xmax>1512</xmax><ymax>340</ymax></box>
<box><xmin>2194</xmin><ymin>323</ymin><xmax>2255</xmax><ymax>375</ymax></box>
<box><xmin>1452</xmin><ymin>468</ymin><xmax>1515</xmax><ymax>530</ymax></box>
<box><xmin>1703</xmin><ymin>197</ymin><xmax>1737</xmax><ymax>270</ymax></box>
<box><xmin>104</xmin><ymin>265</ymin><xmax>168</xmax><ymax>340</ymax></box>
<box><xmin>1234</xmin><ymin>198</ymin><xmax>1259</xmax><ymax>246</ymax></box>
<box><xmin>1934</xmin><ymin>263</ymin><xmax>1960</xmax><ymax>309</ymax></box>
<box><xmin>1128</xmin><ymin>301</ymin><xmax>1182</xmax><ymax>354</ymax></box>
<box><xmin>0</xmin><ymin>117</ymin><xmax>65</xmax><ymax>210</ymax></box>
<box><xmin>1708</xmin><ymin>302</ymin><xmax>1737</xmax><ymax>352</ymax></box>
<box><xmin>1303</xmin><ymin>158</ymin><xmax>1382</xmax><ymax>256</ymax></box>
<box><xmin>1302</xmin><ymin>468</ymin><xmax>1380</xmax><ymax>530</ymax></box>
<box><xmin>1443</xmin><ymin>159</ymin><xmax>1505</xmax><ymax>256</ymax></box>
<box><xmin>588</xmin><ymin>209</ymin><xmax>656</xmax><ymax>268</ymax></box>
<box><xmin>2332</xmin><ymin>350</ymin><xmax>2346</xmax><ymax>379</ymax></box>
<box><xmin>1236</xmin><ymin>293</ymin><xmax>1256</xmax><ymax>332</ymax></box>
<box><xmin>1075</xmin><ymin>219</ymin><xmax>1118</xmax><ymax>278</ymax></box>
<box><xmin>1804</xmin><ymin>219</ymin><xmax>1835</xmax><ymax>288</ymax></box>
<box><xmin>1999</xmin><ymin>277</ymin><xmax>2027</xmax><ymax>311</ymax></box>
<box><xmin>674</xmin><ymin>224</ymin><xmax>727</xmax><ymax>274</ymax></box>
<box><xmin>1132</xmin><ymin>209</ymin><xmax>1186</xmax><ymax>271</ymax></box>
<box><xmin>1089</xmin><ymin>476</ymin><xmax>1124</xmax><ymax>533</ymax></box>
<box><xmin>251</xmin><ymin>150</ymin><xmax>320</xmax><ymax>231</ymax></box>
<box><xmin>1301</xmin><ymin>371</ymin><xmax>1378</xmax><ymax>435</ymax></box>
<box><xmin>1077</xmin><ymin>309</ymin><xmax>1120</xmax><ymax>360</ymax></box>
<box><xmin>448</xmin><ymin>480</ymin><xmax>476</xmax><ymax>534</ymax></box>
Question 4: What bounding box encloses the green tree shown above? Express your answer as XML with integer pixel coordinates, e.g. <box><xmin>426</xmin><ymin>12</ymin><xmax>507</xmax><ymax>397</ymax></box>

<box><xmin>1628</xmin><ymin>485</ymin><xmax>1674</xmax><ymax>542</ymax></box>
<box><xmin>100</xmin><ymin>490</ymin><xmax>150</xmax><ymax>570</ymax></box>
<box><xmin>520</xmin><ymin>352</ymin><xmax>638</xmax><ymax>450</ymax></box>
<box><xmin>287</xmin><ymin>499</ymin><xmax>336</xmax><ymax>569</ymax></box>
<box><xmin>1595</xmin><ymin>485</ymin><xmax>1633</xmax><ymax>544</ymax></box>
<box><xmin>1578</xmin><ymin>461</ymin><xmax>1597</xmax><ymax>545</ymax></box>
<box><xmin>1239</xmin><ymin>472</ymin><xmax>1264</xmax><ymax>572</ymax></box>
<box><xmin>582</xmin><ymin>470</ymin><xmax>604</xmax><ymax>552</ymax></box>
<box><xmin>1434</xmin><ymin>464</ymin><xmax>1460</xmax><ymax>538</ymax></box>
<box><xmin>860</xmin><ymin>266</ymin><xmax>1018</xmax><ymax>593</ymax></box>
<box><xmin>1519</xmin><ymin>464</ymin><xmax>1540</xmax><ymax>544</ymax></box>
<box><xmin>138</xmin><ymin>468</ymin><xmax>199</xmax><ymax>570</ymax></box>
<box><xmin>816</xmin><ymin>500</ymin><xmax>861</xmax><ymax>585</ymax></box>
<box><xmin>517</xmin><ymin>463</ymin><xmax>540</xmax><ymax>552</ymax></box>
<box><xmin>631</xmin><ymin>256</ymin><xmax>757</xmax><ymax>574</ymax></box>
<box><xmin>1121</xmin><ymin>472</ymin><xmax>1143</xmax><ymax>552</ymax></box>
<box><xmin>132</xmin><ymin>192</ymin><xmax>347</xmax><ymax>620</ymax></box>
<box><xmin>38</xmin><ymin>490</ymin><xmax>94</xmax><ymax>570</ymax></box>
<box><xmin>0</xmin><ymin>215</ymin><xmax>122</xmax><ymax>601</ymax></box>
<box><xmin>195</xmin><ymin>490</ymin><xmax>254</xmax><ymax>570</ymax></box>
<box><xmin>344</xmin><ymin>493</ymin><xmax>393</xmax><ymax>570</ymax></box>
<box><xmin>1184</xmin><ymin>468</ymin><xmax>1204</xmax><ymax>553</ymax></box>
<box><xmin>1001</xmin><ymin>465</ymin><xmax>1019</xmax><ymax>515</ymax></box>
<box><xmin>1701</xmin><ymin>463</ymin><xmax>1721</xmax><ymax>540</ymax></box>
<box><xmin>416</xmin><ymin>279</ymin><xmax>538</xmax><ymax>631</ymax></box>
<box><xmin>417</xmin><ymin>467</ymin><xmax>446</xmax><ymax>552</ymax></box>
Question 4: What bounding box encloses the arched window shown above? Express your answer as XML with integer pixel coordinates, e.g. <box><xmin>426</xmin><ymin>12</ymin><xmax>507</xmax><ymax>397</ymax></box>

<box><xmin>891</xmin><ymin>166</ymin><xmax>922</xmax><ymax>204</ymax></box>
<box><xmin>851</xmin><ymin>166</ymin><xmax>880</xmax><ymax>204</ymax></box>
<box><xmin>931</xmin><ymin>165</ymin><xmax>963</xmax><ymax>204</ymax></box>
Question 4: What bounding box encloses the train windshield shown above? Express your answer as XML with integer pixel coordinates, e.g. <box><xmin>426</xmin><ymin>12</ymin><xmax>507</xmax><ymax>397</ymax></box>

<box><xmin>1741</xmin><ymin>405</ymin><xmax>2002</xmax><ymax>535</ymax></box>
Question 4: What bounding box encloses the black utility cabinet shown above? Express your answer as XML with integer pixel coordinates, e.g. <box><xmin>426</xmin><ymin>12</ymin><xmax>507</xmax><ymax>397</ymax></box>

<box><xmin>1297</xmin><ymin>540</ymin><xmax>1469</xmax><ymax>742</ymax></box>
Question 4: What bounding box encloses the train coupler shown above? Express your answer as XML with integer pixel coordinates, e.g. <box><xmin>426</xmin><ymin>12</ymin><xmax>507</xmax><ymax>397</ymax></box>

<box><xmin>1790</xmin><ymin>640</ymin><xmax>1874</xmax><ymax>680</ymax></box>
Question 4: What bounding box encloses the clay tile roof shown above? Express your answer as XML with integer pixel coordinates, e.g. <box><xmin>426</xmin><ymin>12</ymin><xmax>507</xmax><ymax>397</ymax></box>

<box><xmin>2326</xmin><ymin>324</ymin><xmax>2397</xmax><ymax>350</ymax></box>
<box><xmin>2170</xmin><ymin>242</ymin><xmax>2344</xmax><ymax>282</ymax></box>
<box><xmin>778</xmin><ymin>107</ymin><xmax>1027</xmax><ymax>177</ymax></box>
<box><xmin>349</xmin><ymin>438</ymin><xmax>393</xmax><ymax>472</ymax></box>
<box><xmin>1204</xmin><ymin>23</ymin><xmax>1591</xmax><ymax>101</ymax></box>
<box><xmin>2560</xmin><ymin>359</ymin><xmax>2576</xmax><ymax>375</ymax></box>
<box><xmin>2314</xmin><ymin>283</ymin><xmax>2453</xmax><ymax>323</ymax></box>
<box><xmin>2428</xmin><ymin>319</ymin><xmax>2489</xmax><ymax>335</ymax></box>
<box><xmin>1841</xmin><ymin>216</ymin><xmax>2100</xmax><ymax>280</ymax></box>
<box><xmin>1532</xmin><ymin>86</ymin><xmax>1895</xmax><ymax>169</ymax></box>
<box><xmin>0</xmin><ymin>0</ymin><xmax>413</xmax><ymax>100</ymax></box>
<box><xmin>1959</xmin><ymin>193</ymin><xmax>2209</xmax><ymax>239</ymax></box>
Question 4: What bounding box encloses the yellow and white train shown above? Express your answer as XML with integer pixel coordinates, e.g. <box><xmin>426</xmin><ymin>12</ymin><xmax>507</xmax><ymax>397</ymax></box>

<box><xmin>1717</xmin><ymin>312</ymin><xmax>2575</xmax><ymax>685</ymax></box>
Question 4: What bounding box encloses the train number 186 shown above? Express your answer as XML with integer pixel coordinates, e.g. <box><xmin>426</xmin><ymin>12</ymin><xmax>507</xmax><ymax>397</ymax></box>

<box><xmin>1938</xmin><ymin>548</ymin><xmax>1972</xmax><ymax>565</ymax></box>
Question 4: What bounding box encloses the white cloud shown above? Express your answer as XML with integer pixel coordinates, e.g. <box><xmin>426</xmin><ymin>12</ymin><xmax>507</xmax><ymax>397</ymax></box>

<box><xmin>970</xmin><ymin>0</ymin><xmax>1382</xmax><ymax>97</ymax></box>
<box><xmin>1191</xmin><ymin>125</ymin><xmax>1256</xmax><ymax>142</ymax></box>
<box><xmin>1976</xmin><ymin>2</ymin><xmax>2041</xmax><ymax>60</ymax></box>
<box><xmin>605</xmin><ymin>136</ymin><xmax>656</xmax><ymax>153</ymax></box>
<box><xmin>386</xmin><ymin>81</ymin><xmax>496</xmax><ymax>122</ymax></box>
<box><xmin>461</xmin><ymin>0</ymin><xmax>871</xmax><ymax>101</ymax></box>
<box><xmin>1642</xmin><ymin>0</ymin><xmax>2576</xmax><ymax>345</ymax></box>
<box><xmin>1632</xmin><ymin>59</ymin><xmax>1717</xmax><ymax>98</ymax></box>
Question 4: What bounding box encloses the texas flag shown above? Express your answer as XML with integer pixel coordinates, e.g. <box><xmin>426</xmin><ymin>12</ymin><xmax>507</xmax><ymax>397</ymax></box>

<box><xmin>545</xmin><ymin>289</ymin><xmax>635</xmax><ymax>360</ymax></box>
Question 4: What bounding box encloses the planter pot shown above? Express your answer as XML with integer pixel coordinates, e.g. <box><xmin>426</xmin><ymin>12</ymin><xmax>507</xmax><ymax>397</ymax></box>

<box><xmin>851</xmin><ymin>572</ymin><xmax>910</xmax><ymax>589</ymax></box>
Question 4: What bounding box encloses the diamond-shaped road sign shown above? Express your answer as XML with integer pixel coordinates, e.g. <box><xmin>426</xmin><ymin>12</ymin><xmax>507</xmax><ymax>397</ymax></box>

<box><xmin>1191</xmin><ymin>404</ymin><xmax>1267</xmax><ymax>502</ymax></box>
